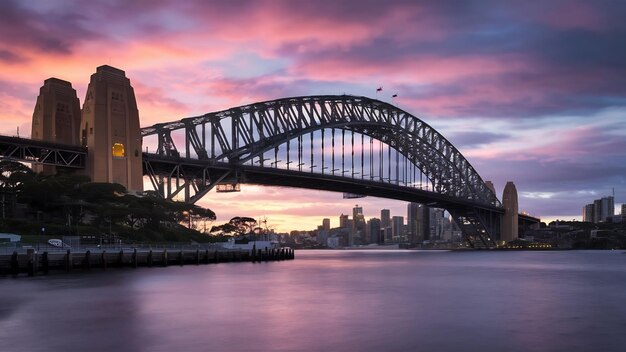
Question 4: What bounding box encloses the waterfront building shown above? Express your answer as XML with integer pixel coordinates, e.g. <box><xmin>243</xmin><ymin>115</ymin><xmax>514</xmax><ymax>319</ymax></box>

<box><xmin>353</xmin><ymin>204</ymin><xmax>366</xmax><ymax>243</ymax></box>
<box><xmin>592</xmin><ymin>196</ymin><xmax>614</xmax><ymax>223</ymax></box>
<box><xmin>583</xmin><ymin>204</ymin><xmax>594</xmax><ymax>222</ymax></box>
<box><xmin>392</xmin><ymin>216</ymin><xmax>404</xmax><ymax>241</ymax></box>
<box><xmin>366</xmin><ymin>218</ymin><xmax>382</xmax><ymax>244</ymax></box>
<box><xmin>429</xmin><ymin>208</ymin><xmax>446</xmax><ymax>241</ymax></box>
<box><xmin>322</xmin><ymin>218</ymin><xmax>331</xmax><ymax>232</ymax></box>
<box><xmin>407</xmin><ymin>203</ymin><xmax>419</xmax><ymax>243</ymax></box>
<box><xmin>339</xmin><ymin>214</ymin><xmax>349</xmax><ymax>228</ymax></box>
<box><xmin>381</xmin><ymin>209</ymin><xmax>392</xmax><ymax>242</ymax></box>
<box><xmin>622</xmin><ymin>204</ymin><xmax>626</xmax><ymax>217</ymax></box>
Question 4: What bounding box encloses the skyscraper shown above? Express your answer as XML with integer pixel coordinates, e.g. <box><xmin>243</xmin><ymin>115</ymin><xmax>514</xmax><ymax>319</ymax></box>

<box><xmin>352</xmin><ymin>204</ymin><xmax>366</xmax><ymax>242</ymax></box>
<box><xmin>31</xmin><ymin>78</ymin><xmax>82</xmax><ymax>174</ymax></box>
<box><xmin>322</xmin><ymin>218</ymin><xmax>331</xmax><ymax>231</ymax></box>
<box><xmin>381</xmin><ymin>209</ymin><xmax>390</xmax><ymax>228</ymax></box>
<box><xmin>392</xmin><ymin>216</ymin><xmax>404</xmax><ymax>241</ymax></box>
<box><xmin>339</xmin><ymin>214</ymin><xmax>349</xmax><ymax>228</ymax></box>
<box><xmin>380</xmin><ymin>208</ymin><xmax>392</xmax><ymax>242</ymax></box>
<box><xmin>502</xmin><ymin>181</ymin><xmax>519</xmax><ymax>243</ymax></box>
<box><xmin>366</xmin><ymin>218</ymin><xmax>382</xmax><ymax>244</ymax></box>
<box><xmin>407</xmin><ymin>203</ymin><xmax>419</xmax><ymax>243</ymax></box>
<box><xmin>583</xmin><ymin>204</ymin><xmax>594</xmax><ymax>222</ymax></box>
<box><xmin>80</xmin><ymin>65</ymin><xmax>143</xmax><ymax>192</ymax></box>
<box><xmin>593</xmin><ymin>196</ymin><xmax>614</xmax><ymax>223</ymax></box>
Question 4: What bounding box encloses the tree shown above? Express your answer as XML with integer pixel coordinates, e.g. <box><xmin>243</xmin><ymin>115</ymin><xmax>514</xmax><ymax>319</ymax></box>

<box><xmin>210</xmin><ymin>216</ymin><xmax>257</xmax><ymax>237</ymax></box>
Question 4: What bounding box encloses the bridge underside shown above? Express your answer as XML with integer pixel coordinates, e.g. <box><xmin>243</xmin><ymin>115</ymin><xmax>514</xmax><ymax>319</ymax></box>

<box><xmin>143</xmin><ymin>154</ymin><xmax>503</xmax><ymax>247</ymax></box>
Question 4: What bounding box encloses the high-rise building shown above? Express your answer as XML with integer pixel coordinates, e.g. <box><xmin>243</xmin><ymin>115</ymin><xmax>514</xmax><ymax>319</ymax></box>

<box><xmin>80</xmin><ymin>65</ymin><xmax>143</xmax><ymax>192</ymax></box>
<box><xmin>322</xmin><ymin>218</ymin><xmax>331</xmax><ymax>232</ymax></box>
<box><xmin>407</xmin><ymin>203</ymin><xmax>419</xmax><ymax>243</ymax></box>
<box><xmin>31</xmin><ymin>78</ymin><xmax>82</xmax><ymax>174</ymax></box>
<box><xmin>502</xmin><ymin>181</ymin><xmax>519</xmax><ymax>243</ymax></box>
<box><xmin>595</xmin><ymin>196</ymin><xmax>614</xmax><ymax>223</ymax></box>
<box><xmin>430</xmin><ymin>208</ymin><xmax>445</xmax><ymax>240</ymax></box>
<box><xmin>352</xmin><ymin>204</ymin><xmax>366</xmax><ymax>242</ymax></box>
<box><xmin>392</xmin><ymin>216</ymin><xmax>404</xmax><ymax>241</ymax></box>
<box><xmin>366</xmin><ymin>218</ymin><xmax>382</xmax><ymax>244</ymax></box>
<box><xmin>381</xmin><ymin>208</ymin><xmax>392</xmax><ymax>242</ymax></box>
<box><xmin>582</xmin><ymin>204</ymin><xmax>594</xmax><ymax>222</ymax></box>
<box><xmin>381</xmin><ymin>209</ymin><xmax>390</xmax><ymax>228</ymax></box>
<box><xmin>418</xmin><ymin>204</ymin><xmax>430</xmax><ymax>241</ymax></box>
<box><xmin>339</xmin><ymin>214</ymin><xmax>349</xmax><ymax>228</ymax></box>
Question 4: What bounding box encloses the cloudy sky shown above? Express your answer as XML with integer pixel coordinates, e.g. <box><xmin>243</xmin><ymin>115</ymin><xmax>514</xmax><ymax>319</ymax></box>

<box><xmin>1</xmin><ymin>0</ymin><xmax>625</xmax><ymax>231</ymax></box>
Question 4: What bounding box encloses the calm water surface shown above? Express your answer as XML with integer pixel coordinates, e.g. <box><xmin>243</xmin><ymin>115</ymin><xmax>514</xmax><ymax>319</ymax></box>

<box><xmin>1</xmin><ymin>250</ymin><xmax>625</xmax><ymax>352</ymax></box>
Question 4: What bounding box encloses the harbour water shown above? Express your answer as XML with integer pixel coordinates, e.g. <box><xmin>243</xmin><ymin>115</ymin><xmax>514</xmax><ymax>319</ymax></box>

<box><xmin>1</xmin><ymin>250</ymin><xmax>625</xmax><ymax>351</ymax></box>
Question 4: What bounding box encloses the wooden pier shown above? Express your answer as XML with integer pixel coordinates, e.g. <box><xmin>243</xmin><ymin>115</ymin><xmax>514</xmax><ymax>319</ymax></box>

<box><xmin>0</xmin><ymin>247</ymin><xmax>295</xmax><ymax>277</ymax></box>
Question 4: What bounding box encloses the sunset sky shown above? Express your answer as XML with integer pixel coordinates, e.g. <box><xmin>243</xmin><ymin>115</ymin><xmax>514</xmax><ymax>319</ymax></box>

<box><xmin>1</xmin><ymin>0</ymin><xmax>625</xmax><ymax>232</ymax></box>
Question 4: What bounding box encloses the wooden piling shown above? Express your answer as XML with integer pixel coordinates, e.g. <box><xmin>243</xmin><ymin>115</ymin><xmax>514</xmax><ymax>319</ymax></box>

<box><xmin>101</xmin><ymin>251</ymin><xmax>107</xmax><ymax>270</ymax></box>
<box><xmin>117</xmin><ymin>250</ymin><xmax>124</xmax><ymax>267</ymax></box>
<box><xmin>162</xmin><ymin>249</ymin><xmax>168</xmax><ymax>267</ymax></box>
<box><xmin>196</xmin><ymin>249</ymin><xmax>200</xmax><ymax>265</ymax></box>
<box><xmin>42</xmin><ymin>251</ymin><xmax>49</xmax><ymax>274</ymax></box>
<box><xmin>27</xmin><ymin>249</ymin><xmax>35</xmax><ymax>277</ymax></box>
<box><xmin>179</xmin><ymin>250</ymin><xmax>184</xmax><ymax>266</ymax></box>
<box><xmin>65</xmin><ymin>250</ymin><xmax>72</xmax><ymax>272</ymax></box>
<box><xmin>10</xmin><ymin>251</ymin><xmax>19</xmax><ymax>276</ymax></box>
<box><xmin>84</xmin><ymin>250</ymin><xmax>91</xmax><ymax>270</ymax></box>
<box><xmin>132</xmin><ymin>249</ymin><xmax>138</xmax><ymax>268</ymax></box>
<box><xmin>147</xmin><ymin>250</ymin><xmax>153</xmax><ymax>267</ymax></box>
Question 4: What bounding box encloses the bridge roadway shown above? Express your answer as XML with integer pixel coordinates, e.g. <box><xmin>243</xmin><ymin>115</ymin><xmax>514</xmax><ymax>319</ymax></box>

<box><xmin>0</xmin><ymin>134</ymin><xmax>540</xmax><ymax>224</ymax></box>
<box><xmin>143</xmin><ymin>152</ymin><xmax>504</xmax><ymax>214</ymax></box>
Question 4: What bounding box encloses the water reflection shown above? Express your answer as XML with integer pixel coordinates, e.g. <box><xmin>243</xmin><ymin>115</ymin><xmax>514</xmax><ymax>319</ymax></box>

<box><xmin>1</xmin><ymin>250</ymin><xmax>625</xmax><ymax>351</ymax></box>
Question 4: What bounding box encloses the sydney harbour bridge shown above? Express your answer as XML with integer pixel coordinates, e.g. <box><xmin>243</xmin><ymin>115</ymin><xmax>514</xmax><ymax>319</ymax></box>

<box><xmin>0</xmin><ymin>65</ymin><xmax>539</xmax><ymax>248</ymax></box>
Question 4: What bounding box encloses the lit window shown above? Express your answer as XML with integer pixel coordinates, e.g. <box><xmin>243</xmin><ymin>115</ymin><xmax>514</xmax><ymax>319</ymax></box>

<box><xmin>112</xmin><ymin>143</ymin><xmax>125</xmax><ymax>158</ymax></box>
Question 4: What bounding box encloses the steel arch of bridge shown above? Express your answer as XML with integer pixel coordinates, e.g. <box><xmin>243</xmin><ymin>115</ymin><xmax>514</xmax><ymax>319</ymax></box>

<box><xmin>141</xmin><ymin>95</ymin><xmax>503</xmax><ymax>247</ymax></box>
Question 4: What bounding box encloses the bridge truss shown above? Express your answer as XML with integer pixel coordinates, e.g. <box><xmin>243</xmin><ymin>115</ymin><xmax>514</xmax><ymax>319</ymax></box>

<box><xmin>141</xmin><ymin>95</ymin><xmax>503</xmax><ymax>247</ymax></box>
<box><xmin>0</xmin><ymin>135</ymin><xmax>86</xmax><ymax>168</ymax></box>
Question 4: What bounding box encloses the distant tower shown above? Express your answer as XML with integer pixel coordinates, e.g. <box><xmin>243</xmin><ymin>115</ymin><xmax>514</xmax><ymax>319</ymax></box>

<box><xmin>485</xmin><ymin>181</ymin><xmax>496</xmax><ymax>196</ymax></box>
<box><xmin>80</xmin><ymin>65</ymin><xmax>143</xmax><ymax>192</ymax></box>
<box><xmin>322</xmin><ymin>218</ymin><xmax>331</xmax><ymax>232</ymax></box>
<box><xmin>31</xmin><ymin>78</ymin><xmax>81</xmax><ymax>174</ymax></box>
<box><xmin>502</xmin><ymin>181</ymin><xmax>519</xmax><ymax>242</ymax></box>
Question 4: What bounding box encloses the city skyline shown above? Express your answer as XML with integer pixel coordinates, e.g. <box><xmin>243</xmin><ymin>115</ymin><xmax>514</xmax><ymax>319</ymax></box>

<box><xmin>1</xmin><ymin>0</ymin><xmax>625</xmax><ymax>232</ymax></box>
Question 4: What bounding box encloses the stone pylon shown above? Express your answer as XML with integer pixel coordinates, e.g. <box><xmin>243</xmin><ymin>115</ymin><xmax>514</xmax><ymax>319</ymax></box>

<box><xmin>485</xmin><ymin>180</ymin><xmax>496</xmax><ymax>196</ymax></box>
<box><xmin>80</xmin><ymin>65</ymin><xmax>143</xmax><ymax>193</ymax></box>
<box><xmin>502</xmin><ymin>181</ymin><xmax>519</xmax><ymax>243</ymax></box>
<box><xmin>31</xmin><ymin>78</ymin><xmax>82</xmax><ymax>174</ymax></box>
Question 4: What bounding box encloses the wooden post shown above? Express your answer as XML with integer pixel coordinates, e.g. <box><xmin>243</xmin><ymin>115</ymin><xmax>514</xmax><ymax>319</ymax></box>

<box><xmin>84</xmin><ymin>250</ymin><xmax>91</xmax><ymax>270</ymax></box>
<box><xmin>118</xmin><ymin>250</ymin><xmax>124</xmax><ymax>267</ymax></box>
<box><xmin>132</xmin><ymin>249</ymin><xmax>138</xmax><ymax>268</ymax></box>
<box><xmin>179</xmin><ymin>249</ymin><xmax>184</xmax><ymax>266</ymax></box>
<box><xmin>147</xmin><ymin>250</ymin><xmax>153</xmax><ymax>267</ymax></box>
<box><xmin>162</xmin><ymin>249</ymin><xmax>168</xmax><ymax>267</ymax></box>
<box><xmin>42</xmin><ymin>251</ymin><xmax>49</xmax><ymax>274</ymax></box>
<box><xmin>214</xmin><ymin>250</ymin><xmax>218</xmax><ymax>263</ymax></box>
<box><xmin>10</xmin><ymin>251</ymin><xmax>19</xmax><ymax>276</ymax></box>
<box><xmin>196</xmin><ymin>249</ymin><xmax>200</xmax><ymax>265</ymax></box>
<box><xmin>205</xmin><ymin>249</ymin><xmax>210</xmax><ymax>264</ymax></box>
<box><xmin>65</xmin><ymin>249</ymin><xmax>72</xmax><ymax>272</ymax></box>
<box><xmin>27</xmin><ymin>248</ymin><xmax>35</xmax><ymax>276</ymax></box>
<box><xmin>101</xmin><ymin>250</ymin><xmax>107</xmax><ymax>270</ymax></box>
